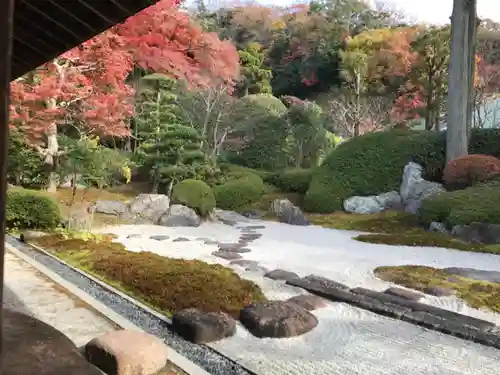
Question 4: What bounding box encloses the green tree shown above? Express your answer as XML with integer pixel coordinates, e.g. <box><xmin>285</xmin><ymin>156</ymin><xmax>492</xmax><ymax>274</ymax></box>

<box><xmin>136</xmin><ymin>74</ymin><xmax>205</xmax><ymax>195</ymax></box>
<box><xmin>237</xmin><ymin>42</ymin><xmax>272</xmax><ymax>96</ymax></box>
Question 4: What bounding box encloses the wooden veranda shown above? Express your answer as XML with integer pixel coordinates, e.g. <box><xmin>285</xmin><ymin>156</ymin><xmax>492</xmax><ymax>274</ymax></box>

<box><xmin>0</xmin><ymin>0</ymin><xmax>480</xmax><ymax>373</ymax></box>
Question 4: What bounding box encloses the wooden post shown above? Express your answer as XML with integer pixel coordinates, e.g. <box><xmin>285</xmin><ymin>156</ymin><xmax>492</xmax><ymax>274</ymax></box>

<box><xmin>447</xmin><ymin>0</ymin><xmax>476</xmax><ymax>162</ymax></box>
<box><xmin>0</xmin><ymin>0</ymin><xmax>14</xmax><ymax>373</ymax></box>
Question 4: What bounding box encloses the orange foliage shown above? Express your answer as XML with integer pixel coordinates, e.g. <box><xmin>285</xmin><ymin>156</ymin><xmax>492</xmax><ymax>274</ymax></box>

<box><xmin>443</xmin><ymin>154</ymin><xmax>500</xmax><ymax>190</ymax></box>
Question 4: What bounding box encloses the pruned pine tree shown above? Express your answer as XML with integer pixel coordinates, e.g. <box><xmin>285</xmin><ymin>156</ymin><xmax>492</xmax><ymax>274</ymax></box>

<box><xmin>136</xmin><ymin>73</ymin><xmax>205</xmax><ymax>195</ymax></box>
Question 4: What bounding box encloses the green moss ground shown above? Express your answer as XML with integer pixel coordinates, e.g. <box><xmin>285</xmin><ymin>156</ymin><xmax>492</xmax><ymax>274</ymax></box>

<box><xmin>34</xmin><ymin>234</ymin><xmax>266</xmax><ymax>318</ymax></box>
<box><xmin>375</xmin><ymin>265</ymin><xmax>500</xmax><ymax>312</ymax></box>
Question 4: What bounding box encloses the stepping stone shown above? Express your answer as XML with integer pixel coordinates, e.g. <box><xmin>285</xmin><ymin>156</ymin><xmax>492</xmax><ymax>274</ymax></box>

<box><xmin>287</xmin><ymin>275</ymin><xmax>350</xmax><ymax>291</ymax></box>
<box><xmin>240</xmin><ymin>301</ymin><xmax>318</xmax><ymax>338</ymax></box>
<box><xmin>384</xmin><ymin>287</ymin><xmax>424</xmax><ymax>301</ymax></box>
<box><xmin>196</xmin><ymin>237</ymin><xmax>210</xmax><ymax>242</ymax></box>
<box><xmin>264</xmin><ymin>269</ymin><xmax>300</xmax><ymax>282</ymax></box>
<box><xmin>286</xmin><ymin>295</ymin><xmax>327</xmax><ymax>311</ymax></box>
<box><xmin>230</xmin><ymin>259</ymin><xmax>259</xmax><ymax>268</ymax></box>
<box><xmin>126</xmin><ymin>234</ymin><xmax>141</xmax><ymax>239</ymax></box>
<box><xmin>203</xmin><ymin>240</ymin><xmax>219</xmax><ymax>245</ymax></box>
<box><xmin>240</xmin><ymin>233</ymin><xmax>262</xmax><ymax>241</ymax></box>
<box><xmin>423</xmin><ymin>286</ymin><xmax>456</xmax><ymax>297</ymax></box>
<box><xmin>246</xmin><ymin>265</ymin><xmax>269</xmax><ymax>273</ymax></box>
<box><xmin>211</xmin><ymin>251</ymin><xmax>242</xmax><ymax>260</ymax></box>
<box><xmin>217</xmin><ymin>243</ymin><xmax>245</xmax><ymax>252</ymax></box>
<box><xmin>240</xmin><ymin>228</ymin><xmax>257</xmax><ymax>234</ymax></box>
<box><xmin>149</xmin><ymin>235</ymin><xmax>170</xmax><ymax>241</ymax></box>
<box><xmin>244</xmin><ymin>225</ymin><xmax>266</xmax><ymax>230</ymax></box>
<box><xmin>171</xmin><ymin>308</ymin><xmax>236</xmax><ymax>344</ymax></box>
<box><xmin>173</xmin><ymin>237</ymin><xmax>190</xmax><ymax>242</ymax></box>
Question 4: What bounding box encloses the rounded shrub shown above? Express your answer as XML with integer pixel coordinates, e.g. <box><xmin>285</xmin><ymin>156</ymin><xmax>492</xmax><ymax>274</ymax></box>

<box><xmin>303</xmin><ymin>130</ymin><xmax>445</xmax><ymax>213</ymax></box>
<box><xmin>6</xmin><ymin>188</ymin><xmax>62</xmax><ymax>229</ymax></box>
<box><xmin>443</xmin><ymin>154</ymin><xmax>500</xmax><ymax>190</ymax></box>
<box><xmin>214</xmin><ymin>172</ymin><xmax>265</xmax><ymax>211</ymax></box>
<box><xmin>273</xmin><ymin>168</ymin><xmax>312</xmax><ymax>194</ymax></box>
<box><xmin>420</xmin><ymin>179</ymin><xmax>500</xmax><ymax>227</ymax></box>
<box><xmin>171</xmin><ymin>179</ymin><xmax>216</xmax><ymax>217</ymax></box>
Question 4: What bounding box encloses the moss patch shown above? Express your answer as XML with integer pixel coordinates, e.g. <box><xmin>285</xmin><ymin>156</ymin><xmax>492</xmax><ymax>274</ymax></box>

<box><xmin>34</xmin><ymin>234</ymin><xmax>266</xmax><ymax>318</ymax></box>
<box><xmin>355</xmin><ymin>232</ymin><xmax>500</xmax><ymax>255</ymax></box>
<box><xmin>374</xmin><ymin>265</ymin><xmax>500</xmax><ymax>312</ymax></box>
<box><xmin>307</xmin><ymin>210</ymin><xmax>419</xmax><ymax>233</ymax></box>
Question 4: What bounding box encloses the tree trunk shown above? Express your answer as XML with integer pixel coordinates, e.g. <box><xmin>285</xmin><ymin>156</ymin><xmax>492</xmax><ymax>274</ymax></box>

<box><xmin>447</xmin><ymin>0</ymin><xmax>476</xmax><ymax>162</ymax></box>
<box><xmin>45</xmin><ymin>124</ymin><xmax>59</xmax><ymax>193</ymax></box>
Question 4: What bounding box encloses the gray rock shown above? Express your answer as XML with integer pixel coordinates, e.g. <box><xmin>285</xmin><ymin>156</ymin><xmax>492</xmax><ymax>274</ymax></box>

<box><xmin>158</xmin><ymin>204</ymin><xmax>201</xmax><ymax>227</ymax></box>
<box><xmin>400</xmin><ymin>162</ymin><xmax>445</xmax><ymax>215</ymax></box>
<box><xmin>343</xmin><ymin>196</ymin><xmax>384</xmax><ymax>214</ymax></box>
<box><xmin>229</xmin><ymin>259</ymin><xmax>259</xmax><ymax>268</ymax></box>
<box><xmin>240</xmin><ymin>301</ymin><xmax>318</xmax><ymax>338</ymax></box>
<box><xmin>451</xmin><ymin>223</ymin><xmax>500</xmax><ymax>244</ymax></box>
<box><xmin>286</xmin><ymin>295</ymin><xmax>327</xmax><ymax>311</ymax></box>
<box><xmin>203</xmin><ymin>239</ymin><xmax>219</xmax><ymax>245</ymax></box>
<box><xmin>171</xmin><ymin>308</ymin><xmax>236</xmax><ymax>344</ymax></box>
<box><xmin>429</xmin><ymin>221</ymin><xmax>448</xmax><ymax>234</ymax></box>
<box><xmin>128</xmin><ymin>194</ymin><xmax>170</xmax><ymax>223</ymax></box>
<box><xmin>384</xmin><ymin>287</ymin><xmax>424</xmax><ymax>301</ymax></box>
<box><xmin>85</xmin><ymin>330</ymin><xmax>168</xmax><ymax>375</ymax></box>
<box><xmin>211</xmin><ymin>251</ymin><xmax>243</xmax><ymax>260</ymax></box>
<box><xmin>264</xmin><ymin>269</ymin><xmax>300</xmax><ymax>282</ymax></box>
<box><xmin>443</xmin><ymin>267</ymin><xmax>500</xmax><ymax>283</ymax></box>
<box><xmin>270</xmin><ymin>199</ymin><xmax>310</xmax><ymax>226</ymax></box>
<box><xmin>20</xmin><ymin>230</ymin><xmax>48</xmax><ymax>243</ymax></box>
<box><xmin>241</xmin><ymin>210</ymin><xmax>266</xmax><ymax>219</ymax></box>
<box><xmin>90</xmin><ymin>200</ymin><xmax>127</xmax><ymax>216</ymax></box>
<box><xmin>173</xmin><ymin>237</ymin><xmax>190</xmax><ymax>242</ymax></box>
<box><xmin>423</xmin><ymin>286</ymin><xmax>456</xmax><ymax>297</ymax></box>
<box><xmin>3</xmin><ymin>309</ymin><xmax>103</xmax><ymax>375</ymax></box>
<box><xmin>150</xmin><ymin>235</ymin><xmax>170</xmax><ymax>241</ymax></box>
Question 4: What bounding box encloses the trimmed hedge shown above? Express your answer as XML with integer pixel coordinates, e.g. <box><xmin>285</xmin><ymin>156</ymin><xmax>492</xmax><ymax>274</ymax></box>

<box><xmin>171</xmin><ymin>179</ymin><xmax>216</xmax><ymax>217</ymax></box>
<box><xmin>443</xmin><ymin>154</ymin><xmax>500</xmax><ymax>190</ymax></box>
<box><xmin>420</xmin><ymin>179</ymin><xmax>500</xmax><ymax>227</ymax></box>
<box><xmin>272</xmin><ymin>168</ymin><xmax>312</xmax><ymax>194</ymax></box>
<box><xmin>6</xmin><ymin>188</ymin><xmax>62</xmax><ymax>229</ymax></box>
<box><xmin>214</xmin><ymin>172</ymin><xmax>265</xmax><ymax>211</ymax></box>
<box><xmin>304</xmin><ymin>129</ymin><xmax>500</xmax><ymax>213</ymax></box>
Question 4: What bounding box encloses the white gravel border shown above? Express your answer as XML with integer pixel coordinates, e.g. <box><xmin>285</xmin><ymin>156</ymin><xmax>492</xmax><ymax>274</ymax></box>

<box><xmin>96</xmin><ymin>221</ymin><xmax>500</xmax><ymax>375</ymax></box>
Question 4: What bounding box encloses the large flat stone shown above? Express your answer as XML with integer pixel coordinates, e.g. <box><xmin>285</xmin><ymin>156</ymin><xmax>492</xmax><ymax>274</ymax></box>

<box><xmin>350</xmin><ymin>287</ymin><xmax>495</xmax><ymax>331</ymax></box>
<box><xmin>3</xmin><ymin>309</ymin><xmax>103</xmax><ymax>375</ymax></box>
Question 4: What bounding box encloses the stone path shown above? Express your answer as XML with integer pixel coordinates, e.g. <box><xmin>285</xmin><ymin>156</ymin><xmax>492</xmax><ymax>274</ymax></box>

<box><xmin>3</xmin><ymin>250</ymin><xmax>118</xmax><ymax>347</ymax></box>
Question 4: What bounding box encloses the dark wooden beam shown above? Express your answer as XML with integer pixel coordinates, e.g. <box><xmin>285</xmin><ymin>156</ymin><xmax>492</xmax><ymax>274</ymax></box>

<box><xmin>0</xmin><ymin>0</ymin><xmax>15</xmax><ymax>373</ymax></box>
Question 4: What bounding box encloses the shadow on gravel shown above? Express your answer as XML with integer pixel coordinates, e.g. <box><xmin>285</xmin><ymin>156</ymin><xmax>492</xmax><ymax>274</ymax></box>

<box><xmin>2</xmin><ymin>286</ymin><xmax>33</xmax><ymax>316</ymax></box>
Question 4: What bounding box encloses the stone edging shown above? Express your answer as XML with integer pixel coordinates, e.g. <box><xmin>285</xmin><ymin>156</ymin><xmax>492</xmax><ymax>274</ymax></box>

<box><xmin>286</xmin><ymin>276</ymin><xmax>500</xmax><ymax>350</ymax></box>
<box><xmin>5</xmin><ymin>242</ymin><xmax>212</xmax><ymax>375</ymax></box>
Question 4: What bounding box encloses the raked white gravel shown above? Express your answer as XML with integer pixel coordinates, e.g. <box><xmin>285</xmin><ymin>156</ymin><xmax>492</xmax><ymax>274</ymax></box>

<box><xmin>97</xmin><ymin>220</ymin><xmax>500</xmax><ymax>375</ymax></box>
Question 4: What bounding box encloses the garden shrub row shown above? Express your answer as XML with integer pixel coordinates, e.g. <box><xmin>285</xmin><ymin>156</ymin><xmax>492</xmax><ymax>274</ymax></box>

<box><xmin>304</xmin><ymin>129</ymin><xmax>500</xmax><ymax>213</ymax></box>
<box><xmin>6</xmin><ymin>188</ymin><xmax>62</xmax><ymax>230</ymax></box>
<box><xmin>419</xmin><ymin>178</ymin><xmax>500</xmax><ymax>227</ymax></box>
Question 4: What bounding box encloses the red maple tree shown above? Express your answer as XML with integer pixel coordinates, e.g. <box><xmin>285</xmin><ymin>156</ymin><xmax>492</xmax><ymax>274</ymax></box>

<box><xmin>9</xmin><ymin>0</ymin><xmax>240</xmax><ymax>191</ymax></box>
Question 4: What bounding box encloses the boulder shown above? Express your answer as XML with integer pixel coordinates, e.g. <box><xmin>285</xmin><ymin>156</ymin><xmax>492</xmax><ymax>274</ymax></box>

<box><xmin>429</xmin><ymin>221</ymin><xmax>448</xmax><ymax>234</ymax></box>
<box><xmin>211</xmin><ymin>251</ymin><xmax>243</xmax><ymax>260</ymax></box>
<box><xmin>240</xmin><ymin>301</ymin><xmax>318</xmax><ymax>338</ymax></box>
<box><xmin>264</xmin><ymin>269</ymin><xmax>300</xmax><ymax>282</ymax></box>
<box><xmin>400</xmin><ymin>162</ymin><xmax>445</xmax><ymax>214</ymax></box>
<box><xmin>128</xmin><ymin>194</ymin><xmax>170</xmax><ymax>223</ymax></box>
<box><xmin>20</xmin><ymin>230</ymin><xmax>48</xmax><ymax>243</ymax></box>
<box><xmin>158</xmin><ymin>204</ymin><xmax>200</xmax><ymax>227</ymax></box>
<box><xmin>270</xmin><ymin>199</ymin><xmax>310</xmax><ymax>226</ymax></box>
<box><xmin>84</xmin><ymin>330</ymin><xmax>168</xmax><ymax>375</ymax></box>
<box><xmin>90</xmin><ymin>200</ymin><xmax>128</xmax><ymax>216</ymax></box>
<box><xmin>3</xmin><ymin>308</ymin><xmax>103</xmax><ymax>375</ymax></box>
<box><xmin>171</xmin><ymin>308</ymin><xmax>236</xmax><ymax>344</ymax></box>
<box><xmin>344</xmin><ymin>191</ymin><xmax>402</xmax><ymax>214</ymax></box>
<box><xmin>286</xmin><ymin>295</ymin><xmax>327</xmax><ymax>311</ymax></box>
<box><xmin>451</xmin><ymin>223</ymin><xmax>500</xmax><ymax>245</ymax></box>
